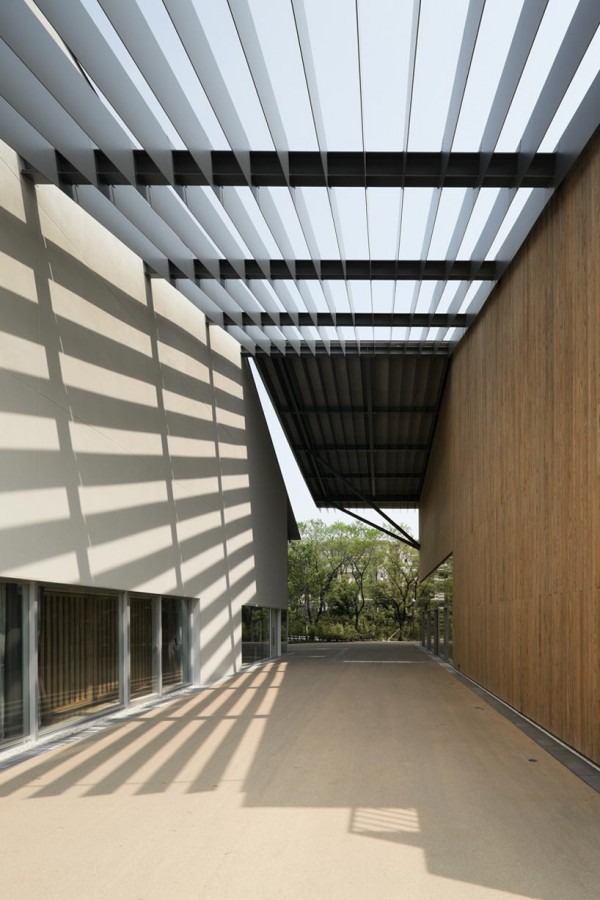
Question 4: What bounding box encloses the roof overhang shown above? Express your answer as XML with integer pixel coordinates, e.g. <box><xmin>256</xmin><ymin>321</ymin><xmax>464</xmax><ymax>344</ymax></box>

<box><xmin>1</xmin><ymin>1</ymin><xmax>599</xmax><ymax>511</ymax></box>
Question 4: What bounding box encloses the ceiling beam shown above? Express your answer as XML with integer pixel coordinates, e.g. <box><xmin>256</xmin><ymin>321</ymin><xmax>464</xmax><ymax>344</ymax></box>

<box><xmin>280</xmin><ymin>404</ymin><xmax>437</xmax><ymax>414</ymax></box>
<box><xmin>311</xmin><ymin>473</ymin><xmax>423</xmax><ymax>480</ymax></box>
<box><xmin>226</xmin><ymin>312</ymin><xmax>469</xmax><ymax>328</ymax></box>
<box><xmin>164</xmin><ymin>259</ymin><xmax>499</xmax><ymax>281</ymax></box>
<box><xmin>296</xmin><ymin>444</ymin><xmax>429</xmax><ymax>452</ymax></box>
<box><xmin>23</xmin><ymin>149</ymin><xmax>559</xmax><ymax>189</ymax></box>
<box><xmin>246</xmin><ymin>342</ymin><xmax>453</xmax><ymax>357</ymax></box>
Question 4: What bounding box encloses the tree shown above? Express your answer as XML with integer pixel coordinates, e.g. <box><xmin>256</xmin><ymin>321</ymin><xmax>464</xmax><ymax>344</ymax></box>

<box><xmin>288</xmin><ymin>520</ymin><xmax>357</xmax><ymax>634</ymax></box>
<box><xmin>371</xmin><ymin>541</ymin><xmax>421</xmax><ymax>639</ymax></box>
<box><xmin>288</xmin><ymin>520</ymin><xmax>424</xmax><ymax>640</ymax></box>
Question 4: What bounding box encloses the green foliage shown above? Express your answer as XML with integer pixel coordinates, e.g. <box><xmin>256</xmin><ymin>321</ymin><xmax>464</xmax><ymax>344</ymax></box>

<box><xmin>288</xmin><ymin>519</ymin><xmax>431</xmax><ymax>642</ymax></box>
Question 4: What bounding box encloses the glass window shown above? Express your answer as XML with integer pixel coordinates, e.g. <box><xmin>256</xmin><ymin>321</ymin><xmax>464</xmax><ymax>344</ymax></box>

<box><xmin>161</xmin><ymin>598</ymin><xmax>186</xmax><ymax>691</ymax></box>
<box><xmin>241</xmin><ymin>605</ymin><xmax>271</xmax><ymax>666</ymax></box>
<box><xmin>38</xmin><ymin>590</ymin><xmax>119</xmax><ymax>728</ymax></box>
<box><xmin>0</xmin><ymin>582</ymin><xmax>25</xmax><ymax>745</ymax></box>
<box><xmin>130</xmin><ymin>596</ymin><xmax>157</xmax><ymax>699</ymax></box>
<box><xmin>280</xmin><ymin>609</ymin><xmax>288</xmax><ymax>655</ymax></box>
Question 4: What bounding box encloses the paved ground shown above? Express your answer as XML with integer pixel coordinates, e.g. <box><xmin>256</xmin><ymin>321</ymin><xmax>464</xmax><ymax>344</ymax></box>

<box><xmin>1</xmin><ymin>641</ymin><xmax>600</xmax><ymax>900</ymax></box>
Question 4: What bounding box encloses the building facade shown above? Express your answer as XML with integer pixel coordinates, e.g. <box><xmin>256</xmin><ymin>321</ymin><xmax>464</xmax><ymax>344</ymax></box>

<box><xmin>0</xmin><ymin>140</ymin><xmax>291</xmax><ymax>749</ymax></box>
<box><xmin>420</xmin><ymin>130</ymin><xmax>600</xmax><ymax>767</ymax></box>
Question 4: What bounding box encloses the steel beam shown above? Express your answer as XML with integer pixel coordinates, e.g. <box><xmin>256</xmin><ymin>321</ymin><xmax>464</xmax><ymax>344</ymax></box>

<box><xmin>225</xmin><ymin>312</ymin><xmax>469</xmax><ymax>328</ymax></box>
<box><xmin>246</xmin><ymin>343</ymin><xmax>451</xmax><ymax>357</ymax></box>
<box><xmin>165</xmin><ymin>259</ymin><xmax>500</xmax><ymax>281</ymax></box>
<box><xmin>297</xmin><ymin>444</ymin><xmax>429</xmax><ymax>452</ymax></box>
<box><xmin>21</xmin><ymin>149</ymin><xmax>559</xmax><ymax>189</ymax></box>
<box><xmin>280</xmin><ymin>404</ymin><xmax>437</xmax><ymax>414</ymax></box>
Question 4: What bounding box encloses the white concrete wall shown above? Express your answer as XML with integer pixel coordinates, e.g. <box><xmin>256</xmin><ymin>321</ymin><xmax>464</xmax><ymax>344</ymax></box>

<box><xmin>0</xmin><ymin>141</ymin><xmax>288</xmax><ymax>684</ymax></box>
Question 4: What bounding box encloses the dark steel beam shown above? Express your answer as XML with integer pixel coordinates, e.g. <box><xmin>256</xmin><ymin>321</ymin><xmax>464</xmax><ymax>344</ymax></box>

<box><xmin>171</xmin><ymin>259</ymin><xmax>497</xmax><ymax>281</ymax></box>
<box><xmin>309</xmin><ymin>473</ymin><xmax>423</xmax><ymax>480</ymax></box>
<box><xmin>316</xmin><ymin>495</ymin><xmax>420</xmax><ymax>505</ymax></box>
<box><xmin>24</xmin><ymin>149</ymin><xmax>559</xmax><ymax>188</ymax></box>
<box><xmin>311</xmin><ymin>455</ymin><xmax>421</xmax><ymax>548</ymax></box>
<box><xmin>226</xmin><ymin>312</ymin><xmax>470</xmax><ymax>328</ymax></box>
<box><xmin>280</xmin><ymin>404</ymin><xmax>437</xmax><ymax>414</ymax></box>
<box><xmin>297</xmin><ymin>444</ymin><xmax>429</xmax><ymax>452</ymax></box>
<box><xmin>244</xmin><ymin>343</ymin><xmax>452</xmax><ymax>357</ymax></box>
<box><xmin>331</xmin><ymin>505</ymin><xmax>420</xmax><ymax>550</ymax></box>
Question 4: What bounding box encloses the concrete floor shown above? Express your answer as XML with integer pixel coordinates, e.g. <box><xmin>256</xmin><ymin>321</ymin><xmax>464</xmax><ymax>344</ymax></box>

<box><xmin>1</xmin><ymin>642</ymin><xmax>600</xmax><ymax>900</ymax></box>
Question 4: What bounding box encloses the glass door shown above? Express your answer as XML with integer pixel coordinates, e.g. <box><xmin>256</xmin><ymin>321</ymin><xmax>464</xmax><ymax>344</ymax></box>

<box><xmin>130</xmin><ymin>596</ymin><xmax>157</xmax><ymax>699</ymax></box>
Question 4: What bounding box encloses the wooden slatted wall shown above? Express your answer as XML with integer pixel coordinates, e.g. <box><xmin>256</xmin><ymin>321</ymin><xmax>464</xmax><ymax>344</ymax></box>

<box><xmin>419</xmin><ymin>130</ymin><xmax>600</xmax><ymax>765</ymax></box>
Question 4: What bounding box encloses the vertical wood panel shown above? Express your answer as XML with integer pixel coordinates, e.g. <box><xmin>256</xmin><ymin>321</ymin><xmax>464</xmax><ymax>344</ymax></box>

<box><xmin>420</xmin><ymin>131</ymin><xmax>600</xmax><ymax>765</ymax></box>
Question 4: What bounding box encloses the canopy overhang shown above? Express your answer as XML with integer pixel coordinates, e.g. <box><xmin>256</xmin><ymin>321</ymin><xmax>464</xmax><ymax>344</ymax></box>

<box><xmin>2</xmin><ymin>0</ymin><xmax>599</xmax><ymax>510</ymax></box>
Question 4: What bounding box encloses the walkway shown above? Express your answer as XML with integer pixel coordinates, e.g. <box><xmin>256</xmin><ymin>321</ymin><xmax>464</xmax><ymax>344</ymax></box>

<box><xmin>1</xmin><ymin>642</ymin><xmax>600</xmax><ymax>899</ymax></box>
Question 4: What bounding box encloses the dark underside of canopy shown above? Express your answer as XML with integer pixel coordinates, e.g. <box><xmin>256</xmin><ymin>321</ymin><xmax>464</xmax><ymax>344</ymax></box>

<box><xmin>254</xmin><ymin>351</ymin><xmax>449</xmax><ymax>508</ymax></box>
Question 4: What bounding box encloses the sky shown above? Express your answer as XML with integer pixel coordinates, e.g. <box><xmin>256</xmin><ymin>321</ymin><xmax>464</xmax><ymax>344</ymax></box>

<box><xmin>249</xmin><ymin>361</ymin><xmax>420</xmax><ymax>539</ymax></box>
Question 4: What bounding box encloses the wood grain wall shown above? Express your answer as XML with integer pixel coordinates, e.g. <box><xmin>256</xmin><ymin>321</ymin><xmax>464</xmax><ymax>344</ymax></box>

<box><xmin>419</xmin><ymin>131</ymin><xmax>600</xmax><ymax>765</ymax></box>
